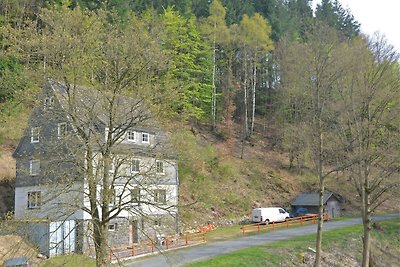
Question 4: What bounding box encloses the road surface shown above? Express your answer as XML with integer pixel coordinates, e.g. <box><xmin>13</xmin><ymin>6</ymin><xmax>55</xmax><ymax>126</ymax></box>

<box><xmin>127</xmin><ymin>214</ymin><xmax>399</xmax><ymax>267</ymax></box>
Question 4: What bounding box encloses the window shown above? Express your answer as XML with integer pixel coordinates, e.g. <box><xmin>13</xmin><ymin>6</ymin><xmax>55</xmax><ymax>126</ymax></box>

<box><xmin>154</xmin><ymin>219</ymin><xmax>162</xmax><ymax>227</ymax></box>
<box><xmin>156</xmin><ymin>161</ymin><xmax>164</xmax><ymax>174</ymax></box>
<box><xmin>154</xmin><ymin>189</ymin><xmax>166</xmax><ymax>204</ymax></box>
<box><xmin>131</xmin><ymin>159</ymin><xmax>140</xmax><ymax>173</ymax></box>
<box><xmin>31</xmin><ymin>127</ymin><xmax>40</xmax><ymax>143</ymax></box>
<box><xmin>44</xmin><ymin>97</ymin><xmax>54</xmax><ymax>109</ymax></box>
<box><xmin>30</xmin><ymin>160</ymin><xmax>40</xmax><ymax>176</ymax></box>
<box><xmin>108</xmin><ymin>223</ymin><xmax>117</xmax><ymax>231</ymax></box>
<box><xmin>27</xmin><ymin>191</ymin><xmax>41</xmax><ymax>209</ymax></box>
<box><xmin>127</xmin><ymin>130</ymin><xmax>136</xmax><ymax>142</ymax></box>
<box><xmin>58</xmin><ymin>123</ymin><xmax>67</xmax><ymax>139</ymax></box>
<box><xmin>109</xmin><ymin>189</ymin><xmax>116</xmax><ymax>206</ymax></box>
<box><xmin>131</xmin><ymin>188</ymin><xmax>141</xmax><ymax>204</ymax></box>
<box><xmin>142</xmin><ymin>132</ymin><xmax>149</xmax><ymax>144</ymax></box>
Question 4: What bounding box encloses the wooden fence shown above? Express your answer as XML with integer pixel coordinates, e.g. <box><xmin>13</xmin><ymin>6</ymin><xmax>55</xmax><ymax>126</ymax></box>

<box><xmin>241</xmin><ymin>213</ymin><xmax>328</xmax><ymax>235</ymax></box>
<box><xmin>109</xmin><ymin>232</ymin><xmax>206</xmax><ymax>260</ymax></box>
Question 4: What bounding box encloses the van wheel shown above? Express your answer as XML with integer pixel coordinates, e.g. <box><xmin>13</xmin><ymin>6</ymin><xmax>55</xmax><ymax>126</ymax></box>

<box><xmin>264</xmin><ymin>219</ymin><xmax>269</xmax><ymax>225</ymax></box>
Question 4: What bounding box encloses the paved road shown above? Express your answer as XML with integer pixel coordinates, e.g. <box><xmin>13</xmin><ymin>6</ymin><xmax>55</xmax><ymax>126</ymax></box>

<box><xmin>126</xmin><ymin>214</ymin><xmax>399</xmax><ymax>267</ymax></box>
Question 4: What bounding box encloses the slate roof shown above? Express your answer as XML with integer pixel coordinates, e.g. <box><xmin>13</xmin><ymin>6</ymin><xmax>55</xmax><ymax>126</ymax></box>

<box><xmin>48</xmin><ymin>79</ymin><xmax>153</xmax><ymax>129</ymax></box>
<box><xmin>291</xmin><ymin>192</ymin><xmax>341</xmax><ymax>206</ymax></box>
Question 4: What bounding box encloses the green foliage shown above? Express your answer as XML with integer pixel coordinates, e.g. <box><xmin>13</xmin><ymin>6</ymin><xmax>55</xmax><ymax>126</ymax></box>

<box><xmin>42</xmin><ymin>254</ymin><xmax>95</xmax><ymax>267</ymax></box>
<box><xmin>0</xmin><ymin>56</ymin><xmax>26</xmax><ymax>102</ymax></box>
<box><xmin>162</xmin><ymin>7</ymin><xmax>212</xmax><ymax>121</ymax></box>
<box><xmin>315</xmin><ymin>0</ymin><xmax>360</xmax><ymax>39</ymax></box>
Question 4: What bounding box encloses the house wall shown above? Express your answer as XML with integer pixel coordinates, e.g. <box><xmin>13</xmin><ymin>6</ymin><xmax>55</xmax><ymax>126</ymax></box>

<box><xmin>13</xmin><ymin>81</ymin><xmax>180</xmax><ymax>253</ymax></box>
<box><xmin>14</xmin><ymin>182</ymin><xmax>84</xmax><ymax>220</ymax></box>
<box><xmin>326</xmin><ymin>198</ymin><xmax>341</xmax><ymax>218</ymax></box>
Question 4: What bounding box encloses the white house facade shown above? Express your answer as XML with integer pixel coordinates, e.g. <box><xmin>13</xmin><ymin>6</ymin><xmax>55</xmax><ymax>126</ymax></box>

<box><xmin>13</xmin><ymin>80</ymin><xmax>179</xmax><ymax>256</ymax></box>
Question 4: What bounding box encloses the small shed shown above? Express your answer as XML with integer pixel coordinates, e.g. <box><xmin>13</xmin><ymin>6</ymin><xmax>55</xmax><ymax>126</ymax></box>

<box><xmin>5</xmin><ymin>256</ymin><xmax>31</xmax><ymax>267</ymax></box>
<box><xmin>291</xmin><ymin>192</ymin><xmax>343</xmax><ymax>218</ymax></box>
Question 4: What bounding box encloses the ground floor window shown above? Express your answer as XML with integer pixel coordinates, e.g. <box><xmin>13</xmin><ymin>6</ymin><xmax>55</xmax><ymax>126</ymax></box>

<box><xmin>27</xmin><ymin>191</ymin><xmax>41</xmax><ymax>209</ymax></box>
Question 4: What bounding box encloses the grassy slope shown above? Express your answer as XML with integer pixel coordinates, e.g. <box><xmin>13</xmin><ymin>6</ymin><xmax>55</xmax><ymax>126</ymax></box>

<box><xmin>187</xmin><ymin>219</ymin><xmax>400</xmax><ymax>267</ymax></box>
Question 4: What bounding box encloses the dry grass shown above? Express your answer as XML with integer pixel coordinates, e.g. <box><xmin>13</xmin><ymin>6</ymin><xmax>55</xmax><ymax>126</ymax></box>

<box><xmin>0</xmin><ymin>147</ymin><xmax>15</xmax><ymax>181</ymax></box>
<box><xmin>0</xmin><ymin>235</ymin><xmax>43</xmax><ymax>266</ymax></box>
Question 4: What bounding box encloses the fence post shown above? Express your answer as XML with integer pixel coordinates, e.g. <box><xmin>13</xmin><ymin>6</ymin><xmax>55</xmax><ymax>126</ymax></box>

<box><xmin>166</xmin><ymin>239</ymin><xmax>169</xmax><ymax>250</ymax></box>
<box><xmin>258</xmin><ymin>224</ymin><xmax>260</xmax><ymax>232</ymax></box>
<box><xmin>286</xmin><ymin>220</ymin><xmax>289</xmax><ymax>228</ymax></box>
<box><xmin>242</xmin><ymin>226</ymin><xmax>245</xmax><ymax>235</ymax></box>
<box><xmin>203</xmin><ymin>233</ymin><xmax>206</xmax><ymax>242</ymax></box>
<box><xmin>152</xmin><ymin>241</ymin><xmax>154</xmax><ymax>253</ymax></box>
<box><xmin>109</xmin><ymin>248</ymin><xmax>112</xmax><ymax>261</ymax></box>
<box><xmin>185</xmin><ymin>235</ymin><xmax>188</xmax><ymax>245</ymax></box>
<box><xmin>272</xmin><ymin>221</ymin><xmax>275</xmax><ymax>230</ymax></box>
<box><xmin>313</xmin><ymin>216</ymin><xmax>316</xmax><ymax>224</ymax></box>
<box><xmin>301</xmin><ymin>217</ymin><xmax>304</xmax><ymax>225</ymax></box>
<box><xmin>132</xmin><ymin>244</ymin><xmax>135</xmax><ymax>257</ymax></box>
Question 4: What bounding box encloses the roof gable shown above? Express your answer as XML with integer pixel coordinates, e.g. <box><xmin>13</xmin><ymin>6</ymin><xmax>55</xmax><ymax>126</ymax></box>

<box><xmin>291</xmin><ymin>191</ymin><xmax>341</xmax><ymax>206</ymax></box>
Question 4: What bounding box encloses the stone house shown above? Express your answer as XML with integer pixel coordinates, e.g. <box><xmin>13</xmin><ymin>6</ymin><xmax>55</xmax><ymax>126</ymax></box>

<box><xmin>13</xmin><ymin>80</ymin><xmax>179</xmax><ymax>257</ymax></box>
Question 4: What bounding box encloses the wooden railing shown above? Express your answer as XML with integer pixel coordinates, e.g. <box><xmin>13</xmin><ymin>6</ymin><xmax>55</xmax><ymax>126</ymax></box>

<box><xmin>241</xmin><ymin>213</ymin><xmax>328</xmax><ymax>235</ymax></box>
<box><xmin>109</xmin><ymin>232</ymin><xmax>206</xmax><ymax>260</ymax></box>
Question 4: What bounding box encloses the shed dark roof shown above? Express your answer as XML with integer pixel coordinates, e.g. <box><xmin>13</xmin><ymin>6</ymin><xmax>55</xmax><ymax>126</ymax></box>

<box><xmin>291</xmin><ymin>192</ymin><xmax>340</xmax><ymax>206</ymax></box>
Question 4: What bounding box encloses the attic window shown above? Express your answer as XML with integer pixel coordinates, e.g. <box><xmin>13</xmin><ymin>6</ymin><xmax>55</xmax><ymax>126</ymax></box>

<box><xmin>44</xmin><ymin>97</ymin><xmax>54</xmax><ymax>109</ymax></box>
<box><xmin>142</xmin><ymin>132</ymin><xmax>149</xmax><ymax>144</ymax></box>
<box><xmin>58</xmin><ymin>123</ymin><xmax>67</xmax><ymax>138</ymax></box>
<box><xmin>30</xmin><ymin>160</ymin><xmax>40</xmax><ymax>176</ymax></box>
<box><xmin>31</xmin><ymin>127</ymin><xmax>40</xmax><ymax>143</ymax></box>
<box><xmin>127</xmin><ymin>130</ymin><xmax>136</xmax><ymax>142</ymax></box>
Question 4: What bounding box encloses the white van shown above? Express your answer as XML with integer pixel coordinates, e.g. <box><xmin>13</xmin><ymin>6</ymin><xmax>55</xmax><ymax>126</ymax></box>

<box><xmin>252</xmin><ymin>207</ymin><xmax>290</xmax><ymax>223</ymax></box>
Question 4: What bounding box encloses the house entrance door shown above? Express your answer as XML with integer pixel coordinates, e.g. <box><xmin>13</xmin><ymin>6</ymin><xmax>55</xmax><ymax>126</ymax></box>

<box><xmin>130</xmin><ymin>220</ymin><xmax>138</xmax><ymax>243</ymax></box>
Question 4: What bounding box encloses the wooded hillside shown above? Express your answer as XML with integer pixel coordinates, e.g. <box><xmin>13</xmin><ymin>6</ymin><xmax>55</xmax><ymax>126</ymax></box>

<box><xmin>0</xmin><ymin>1</ymin><xmax>399</xmax><ymax>266</ymax></box>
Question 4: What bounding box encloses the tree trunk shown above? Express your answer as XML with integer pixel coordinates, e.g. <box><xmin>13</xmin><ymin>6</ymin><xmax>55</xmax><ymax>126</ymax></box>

<box><xmin>251</xmin><ymin>60</ymin><xmax>257</xmax><ymax>134</ymax></box>
<box><xmin>314</xmin><ymin>179</ymin><xmax>325</xmax><ymax>267</ymax></box>
<box><xmin>93</xmin><ymin>219</ymin><xmax>109</xmax><ymax>267</ymax></box>
<box><xmin>361</xmin><ymin>170</ymin><xmax>371</xmax><ymax>267</ymax></box>
<box><xmin>243</xmin><ymin>53</ymin><xmax>249</xmax><ymax>138</ymax></box>
<box><xmin>211</xmin><ymin>34</ymin><xmax>217</xmax><ymax>131</ymax></box>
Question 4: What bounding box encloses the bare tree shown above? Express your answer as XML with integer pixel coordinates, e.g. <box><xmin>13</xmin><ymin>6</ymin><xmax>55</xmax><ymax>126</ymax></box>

<box><xmin>336</xmin><ymin>35</ymin><xmax>400</xmax><ymax>267</ymax></box>
<box><xmin>278</xmin><ymin>25</ymin><xmax>351</xmax><ymax>267</ymax></box>
<box><xmin>9</xmin><ymin>5</ymin><xmax>177</xmax><ymax>266</ymax></box>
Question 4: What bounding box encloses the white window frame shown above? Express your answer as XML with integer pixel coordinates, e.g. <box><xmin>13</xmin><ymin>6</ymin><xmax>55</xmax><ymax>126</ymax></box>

<box><xmin>31</xmin><ymin>127</ymin><xmax>40</xmax><ymax>143</ymax></box>
<box><xmin>44</xmin><ymin>96</ymin><xmax>54</xmax><ymax>109</ymax></box>
<box><xmin>154</xmin><ymin>189</ymin><xmax>166</xmax><ymax>204</ymax></box>
<box><xmin>126</xmin><ymin>130</ymin><xmax>136</xmax><ymax>142</ymax></box>
<box><xmin>108</xmin><ymin>223</ymin><xmax>117</xmax><ymax>231</ymax></box>
<box><xmin>131</xmin><ymin>159</ymin><xmax>140</xmax><ymax>173</ymax></box>
<box><xmin>141</xmin><ymin>132</ymin><xmax>149</xmax><ymax>144</ymax></box>
<box><xmin>27</xmin><ymin>191</ymin><xmax>41</xmax><ymax>209</ymax></box>
<box><xmin>156</xmin><ymin>160</ymin><xmax>165</xmax><ymax>174</ymax></box>
<box><xmin>30</xmin><ymin>160</ymin><xmax>40</xmax><ymax>176</ymax></box>
<box><xmin>109</xmin><ymin>188</ymin><xmax>116</xmax><ymax>207</ymax></box>
<box><xmin>57</xmin><ymin>123</ymin><xmax>67</xmax><ymax>139</ymax></box>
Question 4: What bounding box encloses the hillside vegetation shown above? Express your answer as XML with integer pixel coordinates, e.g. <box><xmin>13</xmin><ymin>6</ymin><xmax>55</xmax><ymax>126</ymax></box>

<box><xmin>0</xmin><ymin>1</ymin><xmax>399</xmax><ymax>266</ymax></box>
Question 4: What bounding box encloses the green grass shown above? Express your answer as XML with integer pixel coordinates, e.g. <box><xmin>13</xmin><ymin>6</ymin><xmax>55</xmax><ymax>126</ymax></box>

<box><xmin>205</xmin><ymin>225</ymin><xmax>247</xmax><ymax>242</ymax></box>
<box><xmin>187</xmin><ymin>247</ymin><xmax>278</xmax><ymax>267</ymax></box>
<box><xmin>186</xmin><ymin>219</ymin><xmax>400</xmax><ymax>267</ymax></box>
<box><xmin>41</xmin><ymin>254</ymin><xmax>95</xmax><ymax>267</ymax></box>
